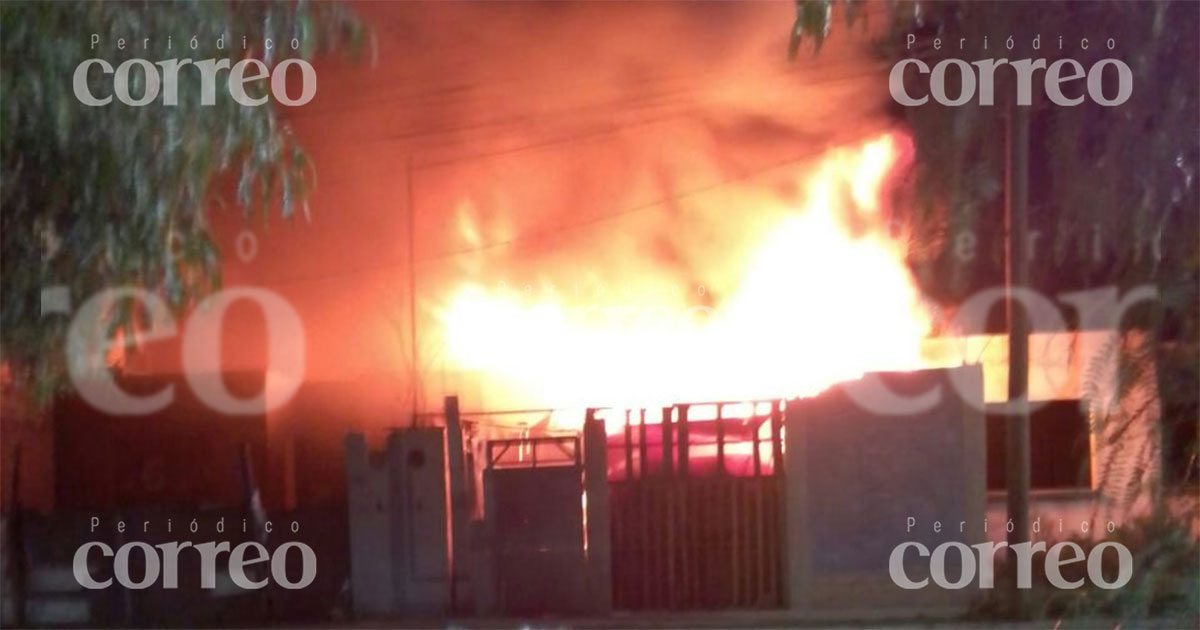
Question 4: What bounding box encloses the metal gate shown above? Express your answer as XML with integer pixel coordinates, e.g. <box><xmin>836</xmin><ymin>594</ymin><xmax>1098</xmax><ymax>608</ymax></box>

<box><xmin>484</xmin><ymin>436</ymin><xmax>589</xmax><ymax>615</ymax></box>
<box><xmin>606</xmin><ymin>401</ymin><xmax>785</xmax><ymax>610</ymax></box>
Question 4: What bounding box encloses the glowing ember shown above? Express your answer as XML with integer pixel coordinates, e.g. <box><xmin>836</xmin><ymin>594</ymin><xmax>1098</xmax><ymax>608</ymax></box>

<box><xmin>438</xmin><ymin>133</ymin><xmax>932</xmax><ymax>417</ymax></box>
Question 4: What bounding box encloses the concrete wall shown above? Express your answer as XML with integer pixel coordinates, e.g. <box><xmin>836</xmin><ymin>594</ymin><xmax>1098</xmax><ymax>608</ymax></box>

<box><xmin>344</xmin><ymin>429</ymin><xmax>450</xmax><ymax>618</ymax></box>
<box><xmin>782</xmin><ymin>366</ymin><xmax>986</xmax><ymax>616</ymax></box>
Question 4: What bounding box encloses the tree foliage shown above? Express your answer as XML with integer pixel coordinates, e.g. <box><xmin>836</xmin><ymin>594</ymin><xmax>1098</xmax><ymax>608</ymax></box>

<box><xmin>793</xmin><ymin>2</ymin><xmax>1198</xmax><ymax>620</ymax></box>
<box><xmin>1</xmin><ymin>1</ymin><xmax>362</xmax><ymax>400</ymax></box>
<box><xmin>792</xmin><ymin>1</ymin><xmax>1197</xmax><ymax>299</ymax></box>
<box><xmin>792</xmin><ymin>0</ymin><xmax>1198</xmax><ymax>474</ymax></box>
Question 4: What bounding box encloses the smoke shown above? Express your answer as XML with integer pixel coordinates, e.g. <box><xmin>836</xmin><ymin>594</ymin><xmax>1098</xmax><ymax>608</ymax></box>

<box><xmin>145</xmin><ymin>1</ymin><xmax>902</xmax><ymax>417</ymax></box>
<box><xmin>389</xmin><ymin>1</ymin><xmax>895</xmax><ymax>303</ymax></box>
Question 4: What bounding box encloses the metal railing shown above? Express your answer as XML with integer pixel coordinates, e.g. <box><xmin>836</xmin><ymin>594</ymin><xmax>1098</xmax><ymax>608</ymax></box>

<box><xmin>486</xmin><ymin>435</ymin><xmax>580</xmax><ymax>469</ymax></box>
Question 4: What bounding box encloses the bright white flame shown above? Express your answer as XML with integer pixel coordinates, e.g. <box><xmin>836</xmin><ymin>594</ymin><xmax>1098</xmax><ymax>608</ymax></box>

<box><xmin>439</xmin><ymin>133</ymin><xmax>931</xmax><ymax>421</ymax></box>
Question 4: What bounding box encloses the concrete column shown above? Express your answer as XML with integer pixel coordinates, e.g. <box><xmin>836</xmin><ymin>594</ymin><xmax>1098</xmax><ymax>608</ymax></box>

<box><xmin>781</xmin><ymin>400</ymin><xmax>809</xmax><ymax>611</ymax></box>
<box><xmin>444</xmin><ymin>396</ymin><xmax>471</xmax><ymax>612</ymax></box>
<box><xmin>582</xmin><ymin>410</ymin><xmax>612</xmax><ymax>614</ymax></box>
<box><xmin>344</xmin><ymin>433</ymin><xmax>394</xmax><ymax>616</ymax></box>
<box><xmin>387</xmin><ymin>429</ymin><xmax>450</xmax><ymax>615</ymax></box>
<box><xmin>470</xmin><ymin>511</ymin><xmax>497</xmax><ymax>616</ymax></box>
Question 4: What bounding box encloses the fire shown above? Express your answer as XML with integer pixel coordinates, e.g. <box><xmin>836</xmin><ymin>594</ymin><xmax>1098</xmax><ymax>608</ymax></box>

<box><xmin>437</xmin><ymin>133</ymin><xmax>932</xmax><ymax>417</ymax></box>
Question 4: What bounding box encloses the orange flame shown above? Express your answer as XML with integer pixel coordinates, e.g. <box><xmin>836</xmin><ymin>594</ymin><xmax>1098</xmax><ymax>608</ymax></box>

<box><xmin>438</xmin><ymin>133</ymin><xmax>931</xmax><ymax>417</ymax></box>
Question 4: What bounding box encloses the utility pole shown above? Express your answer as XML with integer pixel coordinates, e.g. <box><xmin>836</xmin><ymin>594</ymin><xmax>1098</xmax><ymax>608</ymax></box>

<box><xmin>406</xmin><ymin>156</ymin><xmax>420</xmax><ymax>424</ymax></box>
<box><xmin>1004</xmin><ymin>95</ymin><xmax>1032</xmax><ymax>618</ymax></box>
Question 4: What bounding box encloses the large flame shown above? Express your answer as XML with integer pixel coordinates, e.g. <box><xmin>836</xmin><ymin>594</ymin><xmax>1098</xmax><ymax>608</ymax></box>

<box><xmin>437</xmin><ymin>133</ymin><xmax>931</xmax><ymax>416</ymax></box>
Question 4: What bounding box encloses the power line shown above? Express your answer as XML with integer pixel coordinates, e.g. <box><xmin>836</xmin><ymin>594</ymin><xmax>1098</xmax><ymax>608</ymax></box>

<box><xmin>250</xmin><ymin>131</ymin><xmax>867</xmax><ymax>288</ymax></box>
<box><xmin>409</xmin><ymin>59</ymin><xmax>890</xmax><ymax>170</ymax></box>
<box><xmin>244</xmin><ymin>63</ymin><xmax>893</xmax><ymax>286</ymax></box>
<box><xmin>289</xmin><ymin>34</ymin><xmax>882</xmax><ymax>124</ymax></box>
<box><xmin>292</xmin><ymin>50</ymin><xmax>882</xmax><ymax>157</ymax></box>
<box><xmin>307</xmin><ymin>58</ymin><xmax>889</xmax><ymax>193</ymax></box>
<box><xmin>413</xmin><ymin>140</ymin><xmax>848</xmax><ymax>264</ymax></box>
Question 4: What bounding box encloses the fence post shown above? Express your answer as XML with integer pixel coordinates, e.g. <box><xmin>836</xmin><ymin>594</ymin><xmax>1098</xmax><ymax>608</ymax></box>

<box><xmin>677</xmin><ymin>405</ymin><xmax>689</xmax><ymax>475</ymax></box>
<box><xmin>661</xmin><ymin>407</ymin><xmax>673</xmax><ymax>476</ymax></box>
